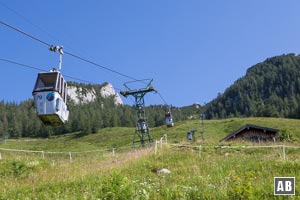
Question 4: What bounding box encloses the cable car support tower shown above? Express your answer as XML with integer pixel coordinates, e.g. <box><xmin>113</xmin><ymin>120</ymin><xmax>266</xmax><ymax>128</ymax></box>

<box><xmin>120</xmin><ymin>79</ymin><xmax>156</xmax><ymax>147</ymax></box>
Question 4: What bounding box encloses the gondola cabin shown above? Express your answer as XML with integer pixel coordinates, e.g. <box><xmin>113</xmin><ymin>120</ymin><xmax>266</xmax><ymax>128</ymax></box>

<box><xmin>165</xmin><ymin>112</ymin><xmax>174</xmax><ymax>127</ymax></box>
<box><xmin>32</xmin><ymin>70</ymin><xmax>69</xmax><ymax>126</ymax></box>
<box><xmin>137</xmin><ymin>119</ymin><xmax>148</xmax><ymax>133</ymax></box>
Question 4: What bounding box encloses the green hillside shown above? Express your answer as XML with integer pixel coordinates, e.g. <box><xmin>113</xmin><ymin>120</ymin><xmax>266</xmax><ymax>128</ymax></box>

<box><xmin>1</xmin><ymin>117</ymin><xmax>300</xmax><ymax>199</ymax></box>
<box><xmin>204</xmin><ymin>53</ymin><xmax>300</xmax><ymax>119</ymax></box>
<box><xmin>1</xmin><ymin>117</ymin><xmax>300</xmax><ymax>152</ymax></box>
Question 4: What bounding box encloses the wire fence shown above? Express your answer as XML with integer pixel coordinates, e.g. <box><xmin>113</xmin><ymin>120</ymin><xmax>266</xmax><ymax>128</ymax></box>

<box><xmin>152</xmin><ymin>133</ymin><xmax>300</xmax><ymax>161</ymax></box>
<box><xmin>0</xmin><ymin>145</ymin><xmax>134</xmax><ymax>163</ymax></box>
<box><xmin>1</xmin><ymin>134</ymin><xmax>300</xmax><ymax>162</ymax></box>
<box><xmin>166</xmin><ymin>143</ymin><xmax>300</xmax><ymax>161</ymax></box>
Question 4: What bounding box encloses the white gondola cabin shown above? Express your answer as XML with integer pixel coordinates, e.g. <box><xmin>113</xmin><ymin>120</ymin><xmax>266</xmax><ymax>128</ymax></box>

<box><xmin>165</xmin><ymin>111</ymin><xmax>174</xmax><ymax>127</ymax></box>
<box><xmin>137</xmin><ymin>119</ymin><xmax>148</xmax><ymax>133</ymax></box>
<box><xmin>32</xmin><ymin>70</ymin><xmax>69</xmax><ymax>126</ymax></box>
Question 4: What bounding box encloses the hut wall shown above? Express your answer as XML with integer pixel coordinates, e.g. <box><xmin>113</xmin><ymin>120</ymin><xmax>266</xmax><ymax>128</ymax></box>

<box><xmin>228</xmin><ymin>129</ymin><xmax>276</xmax><ymax>142</ymax></box>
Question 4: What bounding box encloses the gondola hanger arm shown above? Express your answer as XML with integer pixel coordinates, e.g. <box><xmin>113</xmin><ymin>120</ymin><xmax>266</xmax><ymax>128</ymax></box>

<box><xmin>49</xmin><ymin>45</ymin><xmax>64</xmax><ymax>71</ymax></box>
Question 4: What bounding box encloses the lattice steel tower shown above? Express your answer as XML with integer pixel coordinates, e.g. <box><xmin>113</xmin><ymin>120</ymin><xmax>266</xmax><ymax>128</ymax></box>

<box><xmin>120</xmin><ymin>79</ymin><xmax>156</xmax><ymax>147</ymax></box>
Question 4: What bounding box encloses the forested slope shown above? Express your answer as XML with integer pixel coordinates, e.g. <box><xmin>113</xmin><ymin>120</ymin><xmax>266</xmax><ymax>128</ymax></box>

<box><xmin>204</xmin><ymin>53</ymin><xmax>300</xmax><ymax>119</ymax></box>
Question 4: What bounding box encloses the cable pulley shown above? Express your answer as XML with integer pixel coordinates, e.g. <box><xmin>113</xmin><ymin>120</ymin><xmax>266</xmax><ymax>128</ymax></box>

<box><xmin>49</xmin><ymin>45</ymin><xmax>64</xmax><ymax>71</ymax></box>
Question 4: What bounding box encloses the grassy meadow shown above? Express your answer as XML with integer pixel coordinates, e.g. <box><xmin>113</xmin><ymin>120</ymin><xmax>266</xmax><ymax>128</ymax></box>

<box><xmin>1</xmin><ymin>117</ymin><xmax>300</xmax><ymax>199</ymax></box>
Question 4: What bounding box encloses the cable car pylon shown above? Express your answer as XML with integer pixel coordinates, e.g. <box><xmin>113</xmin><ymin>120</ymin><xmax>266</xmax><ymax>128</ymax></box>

<box><xmin>120</xmin><ymin>79</ymin><xmax>156</xmax><ymax>147</ymax></box>
<box><xmin>32</xmin><ymin>46</ymin><xmax>69</xmax><ymax>126</ymax></box>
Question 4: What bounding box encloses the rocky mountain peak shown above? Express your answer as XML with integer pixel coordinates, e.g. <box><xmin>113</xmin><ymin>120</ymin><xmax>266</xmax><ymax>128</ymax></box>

<box><xmin>67</xmin><ymin>82</ymin><xmax>123</xmax><ymax>105</ymax></box>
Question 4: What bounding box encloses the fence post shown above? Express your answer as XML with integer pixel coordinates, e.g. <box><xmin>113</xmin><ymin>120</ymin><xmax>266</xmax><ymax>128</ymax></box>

<box><xmin>69</xmin><ymin>152</ymin><xmax>72</xmax><ymax>163</ymax></box>
<box><xmin>42</xmin><ymin>151</ymin><xmax>45</xmax><ymax>159</ymax></box>
<box><xmin>199</xmin><ymin>145</ymin><xmax>202</xmax><ymax>157</ymax></box>
<box><xmin>0</xmin><ymin>152</ymin><xmax>2</xmax><ymax>160</ymax></box>
<box><xmin>155</xmin><ymin>140</ymin><xmax>158</xmax><ymax>155</ymax></box>
<box><xmin>282</xmin><ymin>145</ymin><xmax>286</xmax><ymax>161</ymax></box>
<box><xmin>165</xmin><ymin>134</ymin><xmax>168</xmax><ymax>145</ymax></box>
<box><xmin>112</xmin><ymin>148</ymin><xmax>115</xmax><ymax>157</ymax></box>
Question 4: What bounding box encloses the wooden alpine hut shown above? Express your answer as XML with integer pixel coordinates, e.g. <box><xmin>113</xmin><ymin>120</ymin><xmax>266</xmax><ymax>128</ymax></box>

<box><xmin>220</xmin><ymin>124</ymin><xmax>279</xmax><ymax>143</ymax></box>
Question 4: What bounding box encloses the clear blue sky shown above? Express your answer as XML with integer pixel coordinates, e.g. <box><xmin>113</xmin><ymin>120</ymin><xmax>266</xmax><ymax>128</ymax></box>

<box><xmin>1</xmin><ymin>1</ymin><xmax>300</xmax><ymax>107</ymax></box>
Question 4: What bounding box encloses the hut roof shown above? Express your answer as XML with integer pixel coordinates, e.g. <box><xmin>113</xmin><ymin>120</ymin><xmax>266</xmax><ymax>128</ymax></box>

<box><xmin>220</xmin><ymin>124</ymin><xmax>279</xmax><ymax>142</ymax></box>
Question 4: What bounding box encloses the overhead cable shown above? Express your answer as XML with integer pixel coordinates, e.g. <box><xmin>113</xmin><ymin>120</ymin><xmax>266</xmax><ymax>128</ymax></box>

<box><xmin>0</xmin><ymin>20</ymin><xmax>167</xmax><ymax>105</ymax></box>
<box><xmin>64</xmin><ymin>51</ymin><xmax>138</xmax><ymax>81</ymax></box>
<box><xmin>0</xmin><ymin>1</ymin><xmax>79</xmax><ymax>54</ymax></box>
<box><xmin>0</xmin><ymin>20</ymin><xmax>51</xmax><ymax>47</ymax></box>
<box><xmin>0</xmin><ymin>20</ymin><xmax>138</xmax><ymax>81</ymax></box>
<box><xmin>157</xmin><ymin>91</ymin><xmax>168</xmax><ymax>106</ymax></box>
<box><xmin>0</xmin><ymin>58</ymin><xmax>116</xmax><ymax>88</ymax></box>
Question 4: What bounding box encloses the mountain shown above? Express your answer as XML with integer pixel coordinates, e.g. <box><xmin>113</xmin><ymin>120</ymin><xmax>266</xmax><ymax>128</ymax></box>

<box><xmin>68</xmin><ymin>82</ymin><xmax>123</xmax><ymax>105</ymax></box>
<box><xmin>204</xmin><ymin>53</ymin><xmax>300</xmax><ymax>119</ymax></box>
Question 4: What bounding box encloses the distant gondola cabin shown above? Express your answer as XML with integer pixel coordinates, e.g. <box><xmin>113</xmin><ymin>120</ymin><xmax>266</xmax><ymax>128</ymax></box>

<box><xmin>137</xmin><ymin>119</ymin><xmax>148</xmax><ymax>133</ymax></box>
<box><xmin>165</xmin><ymin>112</ymin><xmax>174</xmax><ymax>127</ymax></box>
<box><xmin>220</xmin><ymin>124</ymin><xmax>279</xmax><ymax>143</ymax></box>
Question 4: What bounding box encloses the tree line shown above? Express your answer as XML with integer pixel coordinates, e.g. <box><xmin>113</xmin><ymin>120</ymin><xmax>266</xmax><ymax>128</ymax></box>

<box><xmin>0</xmin><ymin>89</ymin><xmax>198</xmax><ymax>138</ymax></box>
